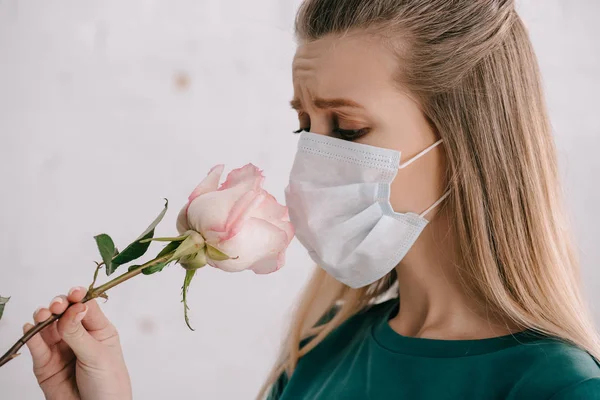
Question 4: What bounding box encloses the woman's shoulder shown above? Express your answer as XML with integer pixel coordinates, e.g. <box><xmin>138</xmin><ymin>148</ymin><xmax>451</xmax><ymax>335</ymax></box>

<box><xmin>507</xmin><ymin>337</ymin><xmax>600</xmax><ymax>399</ymax></box>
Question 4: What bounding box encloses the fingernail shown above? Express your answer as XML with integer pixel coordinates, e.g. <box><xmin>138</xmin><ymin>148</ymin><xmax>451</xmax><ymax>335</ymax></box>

<box><xmin>68</xmin><ymin>286</ymin><xmax>86</xmax><ymax>296</ymax></box>
<box><xmin>74</xmin><ymin>305</ymin><xmax>88</xmax><ymax>323</ymax></box>
<box><xmin>33</xmin><ymin>306</ymin><xmax>42</xmax><ymax>317</ymax></box>
<box><xmin>50</xmin><ymin>296</ymin><xmax>64</xmax><ymax>306</ymax></box>
<box><xmin>23</xmin><ymin>323</ymin><xmax>33</xmax><ymax>332</ymax></box>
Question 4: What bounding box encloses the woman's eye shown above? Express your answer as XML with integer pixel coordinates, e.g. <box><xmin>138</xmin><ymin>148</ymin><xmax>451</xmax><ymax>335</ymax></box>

<box><xmin>293</xmin><ymin>127</ymin><xmax>310</xmax><ymax>134</ymax></box>
<box><xmin>294</xmin><ymin>111</ymin><xmax>310</xmax><ymax>134</ymax></box>
<box><xmin>331</xmin><ymin>114</ymin><xmax>370</xmax><ymax>141</ymax></box>
<box><xmin>332</xmin><ymin>127</ymin><xmax>370</xmax><ymax>141</ymax></box>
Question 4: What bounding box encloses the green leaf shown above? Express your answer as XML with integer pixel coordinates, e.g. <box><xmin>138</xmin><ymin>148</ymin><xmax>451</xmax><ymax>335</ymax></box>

<box><xmin>127</xmin><ymin>262</ymin><xmax>169</xmax><ymax>275</ymax></box>
<box><xmin>206</xmin><ymin>244</ymin><xmax>232</xmax><ymax>261</ymax></box>
<box><xmin>157</xmin><ymin>241</ymin><xmax>182</xmax><ymax>258</ymax></box>
<box><xmin>182</xmin><ymin>269</ymin><xmax>197</xmax><ymax>331</ymax></box>
<box><xmin>108</xmin><ymin>232</ymin><xmax>152</xmax><ymax>275</ymax></box>
<box><xmin>107</xmin><ymin>199</ymin><xmax>169</xmax><ymax>276</ymax></box>
<box><xmin>141</xmin><ymin>261</ymin><xmax>169</xmax><ymax>275</ymax></box>
<box><xmin>0</xmin><ymin>296</ymin><xmax>10</xmax><ymax>320</ymax></box>
<box><xmin>133</xmin><ymin>198</ymin><xmax>169</xmax><ymax>242</ymax></box>
<box><xmin>127</xmin><ymin>241</ymin><xmax>181</xmax><ymax>276</ymax></box>
<box><xmin>94</xmin><ymin>234</ymin><xmax>116</xmax><ymax>273</ymax></box>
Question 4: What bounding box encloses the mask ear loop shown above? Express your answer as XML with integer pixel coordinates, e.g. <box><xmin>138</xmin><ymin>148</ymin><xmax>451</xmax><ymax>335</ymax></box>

<box><xmin>419</xmin><ymin>190</ymin><xmax>451</xmax><ymax>218</ymax></box>
<box><xmin>398</xmin><ymin>139</ymin><xmax>444</xmax><ymax>169</ymax></box>
<box><xmin>395</xmin><ymin>138</ymin><xmax>448</xmax><ymax>218</ymax></box>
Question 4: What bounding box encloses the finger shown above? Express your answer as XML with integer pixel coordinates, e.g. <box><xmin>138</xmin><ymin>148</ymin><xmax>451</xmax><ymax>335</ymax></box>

<box><xmin>66</xmin><ymin>286</ymin><xmax>87</xmax><ymax>304</ymax></box>
<box><xmin>56</xmin><ymin>302</ymin><xmax>102</xmax><ymax>365</ymax></box>
<box><xmin>48</xmin><ymin>295</ymin><xmax>68</xmax><ymax>315</ymax></box>
<box><xmin>33</xmin><ymin>307</ymin><xmax>61</xmax><ymax>346</ymax></box>
<box><xmin>65</xmin><ymin>286</ymin><xmax>116</xmax><ymax>336</ymax></box>
<box><xmin>80</xmin><ymin>298</ymin><xmax>115</xmax><ymax>334</ymax></box>
<box><xmin>65</xmin><ymin>287</ymin><xmax>112</xmax><ymax>332</ymax></box>
<box><xmin>23</xmin><ymin>323</ymin><xmax>52</xmax><ymax>370</ymax></box>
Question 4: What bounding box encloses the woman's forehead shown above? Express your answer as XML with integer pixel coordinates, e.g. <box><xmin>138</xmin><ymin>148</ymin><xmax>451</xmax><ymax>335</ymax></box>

<box><xmin>292</xmin><ymin>35</ymin><xmax>400</xmax><ymax>105</ymax></box>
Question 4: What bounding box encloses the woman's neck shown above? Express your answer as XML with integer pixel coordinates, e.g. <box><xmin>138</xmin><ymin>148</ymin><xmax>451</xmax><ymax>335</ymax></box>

<box><xmin>389</xmin><ymin>209</ymin><xmax>518</xmax><ymax>340</ymax></box>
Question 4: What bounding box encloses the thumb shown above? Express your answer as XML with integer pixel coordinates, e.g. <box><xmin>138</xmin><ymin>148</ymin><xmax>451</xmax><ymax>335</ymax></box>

<box><xmin>56</xmin><ymin>303</ymin><xmax>101</xmax><ymax>365</ymax></box>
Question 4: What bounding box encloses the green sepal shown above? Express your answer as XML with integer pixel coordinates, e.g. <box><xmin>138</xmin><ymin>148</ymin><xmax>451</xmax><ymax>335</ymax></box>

<box><xmin>182</xmin><ymin>269</ymin><xmax>197</xmax><ymax>331</ymax></box>
<box><xmin>167</xmin><ymin>231</ymin><xmax>205</xmax><ymax>264</ymax></box>
<box><xmin>157</xmin><ymin>240</ymin><xmax>183</xmax><ymax>258</ymax></box>
<box><xmin>0</xmin><ymin>296</ymin><xmax>9</xmax><ymax>320</ymax></box>
<box><xmin>139</xmin><ymin>234</ymin><xmax>189</xmax><ymax>244</ymax></box>
<box><xmin>206</xmin><ymin>244</ymin><xmax>233</xmax><ymax>261</ymax></box>
<box><xmin>106</xmin><ymin>199</ymin><xmax>169</xmax><ymax>276</ymax></box>
<box><xmin>180</xmin><ymin>248</ymin><xmax>207</xmax><ymax>270</ymax></box>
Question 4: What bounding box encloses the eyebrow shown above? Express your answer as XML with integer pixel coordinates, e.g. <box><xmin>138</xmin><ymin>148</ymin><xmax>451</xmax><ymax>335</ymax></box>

<box><xmin>289</xmin><ymin>97</ymin><xmax>365</xmax><ymax>111</ymax></box>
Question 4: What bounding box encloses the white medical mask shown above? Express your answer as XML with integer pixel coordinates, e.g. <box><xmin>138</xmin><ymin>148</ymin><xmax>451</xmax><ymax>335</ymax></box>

<box><xmin>284</xmin><ymin>131</ymin><xmax>449</xmax><ymax>289</ymax></box>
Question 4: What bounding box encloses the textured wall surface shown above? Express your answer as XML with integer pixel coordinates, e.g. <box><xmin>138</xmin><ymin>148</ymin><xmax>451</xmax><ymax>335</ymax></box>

<box><xmin>0</xmin><ymin>0</ymin><xmax>598</xmax><ymax>398</ymax></box>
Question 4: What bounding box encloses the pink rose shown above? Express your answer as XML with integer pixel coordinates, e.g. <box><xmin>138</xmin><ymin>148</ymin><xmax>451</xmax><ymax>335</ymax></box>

<box><xmin>176</xmin><ymin>164</ymin><xmax>294</xmax><ymax>274</ymax></box>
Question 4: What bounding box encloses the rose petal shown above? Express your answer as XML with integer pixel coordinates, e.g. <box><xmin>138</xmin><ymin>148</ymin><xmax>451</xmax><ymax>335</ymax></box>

<box><xmin>248</xmin><ymin>191</ymin><xmax>295</xmax><ymax>242</ymax></box>
<box><xmin>208</xmin><ymin>218</ymin><xmax>289</xmax><ymax>272</ymax></box>
<box><xmin>189</xmin><ymin>164</ymin><xmax>224</xmax><ymax>202</ymax></box>
<box><xmin>222</xmin><ymin>190</ymin><xmax>265</xmax><ymax>241</ymax></box>
<box><xmin>218</xmin><ymin>163</ymin><xmax>264</xmax><ymax>193</ymax></box>
<box><xmin>276</xmin><ymin>221</ymin><xmax>295</xmax><ymax>244</ymax></box>
<box><xmin>176</xmin><ymin>203</ymin><xmax>191</xmax><ymax>234</ymax></box>
<box><xmin>253</xmin><ymin>192</ymin><xmax>288</xmax><ymax>220</ymax></box>
<box><xmin>176</xmin><ymin>165</ymin><xmax>224</xmax><ymax>235</ymax></box>
<box><xmin>186</xmin><ymin>165</ymin><xmax>268</xmax><ymax>239</ymax></box>
<box><xmin>186</xmin><ymin>184</ymin><xmax>253</xmax><ymax>238</ymax></box>
<box><xmin>250</xmin><ymin>251</ymin><xmax>287</xmax><ymax>275</ymax></box>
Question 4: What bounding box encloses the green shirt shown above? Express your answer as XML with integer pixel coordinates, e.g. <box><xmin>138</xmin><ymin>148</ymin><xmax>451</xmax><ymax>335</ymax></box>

<box><xmin>268</xmin><ymin>298</ymin><xmax>600</xmax><ymax>399</ymax></box>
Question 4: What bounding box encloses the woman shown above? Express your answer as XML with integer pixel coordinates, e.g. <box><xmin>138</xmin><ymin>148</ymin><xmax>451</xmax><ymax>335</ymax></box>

<box><xmin>24</xmin><ymin>0</ymin><xmax>600</xmax><ymax>399</ymax></box>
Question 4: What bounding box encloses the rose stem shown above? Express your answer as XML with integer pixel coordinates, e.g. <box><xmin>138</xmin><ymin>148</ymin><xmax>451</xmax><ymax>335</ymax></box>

<box><xmin>0</xmin><ymin>252</ymin><xmax>175</xmax><ymax>368</ymax></box>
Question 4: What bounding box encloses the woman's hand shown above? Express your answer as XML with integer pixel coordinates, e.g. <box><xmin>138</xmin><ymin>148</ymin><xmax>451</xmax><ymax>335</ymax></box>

<box><xmin>24</xmin><ymin>286</ymin><xmax>132</xmax><ymax>400</ymax></box>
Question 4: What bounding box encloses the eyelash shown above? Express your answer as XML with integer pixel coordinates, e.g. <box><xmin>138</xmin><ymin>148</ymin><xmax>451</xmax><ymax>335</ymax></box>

<box><xmin>293</xmin><ymin>116</ymin><xmax>370</xmax><ymax>141</ymax></box>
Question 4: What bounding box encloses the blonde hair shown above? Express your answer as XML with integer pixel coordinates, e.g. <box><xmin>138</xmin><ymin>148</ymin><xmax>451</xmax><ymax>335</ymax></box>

<box><xmin>258</xmin><ymin>0</ymin><xmax>600</xmax><ymax>397</ymax></box>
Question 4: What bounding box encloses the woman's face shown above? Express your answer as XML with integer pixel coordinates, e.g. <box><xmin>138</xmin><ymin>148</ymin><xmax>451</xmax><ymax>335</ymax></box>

<box><xmin>291</xmin><ymin>34</ymin><xmax>447</xmax><ymax>216</ymax></box>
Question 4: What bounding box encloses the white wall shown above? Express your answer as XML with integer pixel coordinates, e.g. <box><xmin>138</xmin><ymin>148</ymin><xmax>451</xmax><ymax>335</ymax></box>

<box><xmin>0</xmin><ymin>0</ymin><xmax>598</xmax><ymax>398</ymax></box>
